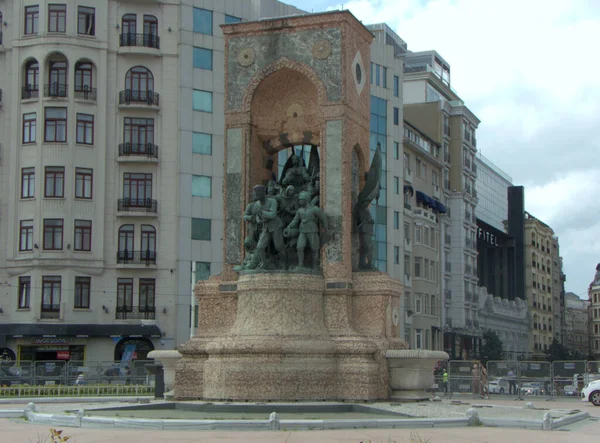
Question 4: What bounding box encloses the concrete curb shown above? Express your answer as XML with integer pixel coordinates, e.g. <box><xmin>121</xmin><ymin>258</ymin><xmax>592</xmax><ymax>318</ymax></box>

<box><xmin>551</xmin><ymin>411</ymin><xmax>590</xmax><ymax>430</ymax></box>
<box><xmin>0</xmin><ymin>396</ymin><xmax>152</xmax><ymax>405</ymax></box>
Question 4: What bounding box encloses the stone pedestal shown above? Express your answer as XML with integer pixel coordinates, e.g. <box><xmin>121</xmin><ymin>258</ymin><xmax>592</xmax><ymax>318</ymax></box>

<box><xmin>147</xmin><ymin>350</ymin><xmax>182</xmax><ymax>399</ymax></box>
<box><xmin>386</xmin><ymin>350</ymin><xmax>449</xmax><ymax>402</ymax></box>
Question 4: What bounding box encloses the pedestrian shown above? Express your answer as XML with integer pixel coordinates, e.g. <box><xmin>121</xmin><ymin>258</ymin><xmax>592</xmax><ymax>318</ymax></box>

<box><xmin>443</xmin><ymin>369</ymin><xmax>449</xmax><ymax>394</ymax></box>
<box><xmin>507</xmin><ymin>368</ymin><xmax>517</xmax><ymax>395</ymax></box>
<box><xmin>480</xmin><ymin>364</ymin><xmax>488</xmax><ymax>399</ymax></box>
<box><xmin>75</xmin><ymin>373</ymin><xmax>86</xmax><ymax>386</ymax></box>
<box><xmin>472</xmin><ymin>364</ymin><xmax>480</xmax><ymax>398</ymax></box>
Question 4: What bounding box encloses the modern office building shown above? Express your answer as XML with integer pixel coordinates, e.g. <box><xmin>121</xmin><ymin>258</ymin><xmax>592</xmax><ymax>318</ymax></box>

<box><xmin>589</xmin><ymin>265</ymin><xmax>600</xmax><ymax>358</ymax></box>
<box><xmin>402</xmin><ymin>52</ymin><xmax>481</xmax><ymax>359</ymax></box>
<box><xmin>524</xmin><ymin>211</ymin><xmax>559</xmax><ymax>358</ymax></box>
<box><xmin>0</xmin><ymin>0</ymin><xmax>180</xmax><ymax>362</ymax></box>
<box><xmin>563</xmin><ymin>292</ymin><xmax>589</xmax><ymax>358</ymax></box>
<box><xmin>474</xmin><ymin>153</ymin><xmax>512</xmax><ymax>232</ymax></box>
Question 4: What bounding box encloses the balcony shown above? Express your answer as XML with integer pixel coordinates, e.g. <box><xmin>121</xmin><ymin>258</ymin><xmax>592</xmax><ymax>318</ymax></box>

<box><xmin>120</xmin><ymin>33</ymin><xmax>160</xmax><ymax>49</ymax></box>
<box><xmin>119</xmin><ymin>90</ymin><xmax>160</xmax><ymax>109</ymax></box>
<box><xmin>115</xmin><ymin>305</ymin><xmax>156</xmax><ymax>320</ymax></box>
<box><xmin>44</xmin><ymin>83</ymin><xmax>68</xmax><ymax>98</ymax></box>
<box><xmin>404</xmin><ymin>202</ymin><xmax>411</xmax><ymax>210</ymax></box>
<box><xmin>116</xmin><ymin>250</ymin><xmax>156</xmax><ymax>265</ymax></box>
<box><xmin>40</xmin><ymin>304</ymin><xmax>60</xmax><ymax>320</ymax></box>
<box><xmin>117</xmin><ymin>198</ymin><xmax>158</xmax><ymax>215</ymax></box>
<box><xmin>74</xmin><ymin>87</ymin><xmax>97</xmax><ymax>102</ymax></box>
<box><xmin>118</xmin><ymin>143</ymin><xmax>159</xmax><ymax>161</ymax></box>
<box><xmin>22</xmin><ymin>86</ymin><xmax>39</xmax><ymax>100</ymax></box>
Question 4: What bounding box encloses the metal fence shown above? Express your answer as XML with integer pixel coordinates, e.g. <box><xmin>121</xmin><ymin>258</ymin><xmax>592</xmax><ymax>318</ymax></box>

<box><xmin>0</xmin><ymin>360</ymin><xmax>154</xmax><ymax>387</ymax></box>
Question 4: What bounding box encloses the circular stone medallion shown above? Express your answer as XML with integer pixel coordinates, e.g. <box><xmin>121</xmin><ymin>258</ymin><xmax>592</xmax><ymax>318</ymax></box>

<box><xmin>312</xmin><ymin>40</ymin><xmax>332</xmax><ymax>60</ymax></box>
<box><xmin>237</xmin><ymin>47</ymin><xmax>256</xmax><ymax>67</ymax></box>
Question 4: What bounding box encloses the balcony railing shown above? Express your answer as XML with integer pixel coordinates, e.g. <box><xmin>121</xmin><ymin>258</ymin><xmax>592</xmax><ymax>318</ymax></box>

<box><xmin>115</xmin><ymin>305</ymin><xmax>156</xmax><ymax>320</ymax></box>
<box><xmin>74</xmin><ymin>87</ymin><xmax>97</xmax><ymax>101</ymax></box>
<box><xmin>22</xmin><ymin>86</ymin><xmax>39</xmax><ymax>100</ymax></box>
<box><xmin>44</xmin><ymin>83</ymin><xmax>68</xmax><ymax>98</ymax></box>
<box><xmin>404</xmin><ymin>203</ymin><xmax>411</xmax><ymax>210</ymax></box>
<box><xmin>40</xmin><ymin>304</ymin><xmax>60</xmax><ymax>319</ymax></box>
<box><xmin>119</xmin><ymin>89</ymin><xmax>160</xmax><ymax>106</ymax></box>
<box><xmin>116</xmin><ymin>250</ymin><xmax>157</xmax><ymax>265</ymax></box>
<box><xmin>119</xmin><ymin>33</ymin><xmax>160</xmax><ymax>49</ymax></box>
<box><xmin>117</xmin><ymin>198</ymin><xmax>158</xmax><ymax>213</ymax></box>
<box><xmin>119</xmin><ymin>143</ymin><xmax>159</xmax><ymax>158</ymax></box>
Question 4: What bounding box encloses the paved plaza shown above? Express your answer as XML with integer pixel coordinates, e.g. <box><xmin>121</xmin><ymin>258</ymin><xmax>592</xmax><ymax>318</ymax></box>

<box><xmin>1</xmin><ymin>397</ymin><xmax>599</xmax><ymax>442</ymax></box>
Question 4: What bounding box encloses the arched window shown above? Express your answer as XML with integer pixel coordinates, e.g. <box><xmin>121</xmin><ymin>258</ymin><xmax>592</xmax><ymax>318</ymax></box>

<box><xmin>143</xmin><ymin>15</ymin><xmax>158</xmax><ymax>36</ymax></box>
<box><xmin>47</xmin><ymin>56</ymin><xmax>68</xmax><ymax>97</ymax></box>
<box><xmin>141</xmin><ymin>225</ymin><xmax>156</xmax><ymax>261</ymax></box>
<box><xmin>125</xmin><ymin>66</ymin><xmax>154</xmax><ymax>93</ymax></box>
<box><xmin>118</xmin><ymin>225</ymin><xmax>134</xmax><ymax>261</ymax></box>
<box><xmin>74</xmin><ymin>61</ymin><xmax>93</xmax><ymax>92</ymax></box>
<box><xmin>24</xmin><ymin>59</ymin><xmax>40</xmax><ymax>93</ymax></box>
<box><xmin>122</xmin><ymin>13</ymin><xmax>137</xmax><ymax>35</ymax></box>
<box><xmin>113</xmin><ymin>337</ymin><xmax>154</xmax><ymax>362</ymax></box>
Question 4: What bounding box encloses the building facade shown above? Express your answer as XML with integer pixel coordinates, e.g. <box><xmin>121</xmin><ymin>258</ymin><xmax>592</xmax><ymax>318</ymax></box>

<box><xmin>474</xmin><ymin>153</ymin><xmax>512</xmax><ymax>232</ymax></box>
<box><xmin>0</xmin><ymin>0</ymin><xmax>179</xmax><ymax>362</ymax></box>
<box><xmin>589</xmin><ymin>265</ymin><xmax>600</xmax><ymax>358</ymax></box>
<box><xmin>563</xmin><ymin>292</ymin><xmax>589</xmax><ymax>358</ymax></box>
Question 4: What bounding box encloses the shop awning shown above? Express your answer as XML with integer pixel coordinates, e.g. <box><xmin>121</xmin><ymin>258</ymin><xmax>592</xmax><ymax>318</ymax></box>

<box><xmin>434</xmin><ymin>200</ymin><xmax>448</xmax><ymax>214</ymax></box>
<box><xmin>416</xmin><ymin>190</ymin><xmax>433</xmax><ymax>208</ymax></box>
<box><xmin>403</xmin><ymin>185</ymin><xmax>414</xmax><ymax>196</ymax></box>
<box><xmin>0</xmin><ymin>324</ymin><xmax>162</xmax><ymax>339</ymax></box>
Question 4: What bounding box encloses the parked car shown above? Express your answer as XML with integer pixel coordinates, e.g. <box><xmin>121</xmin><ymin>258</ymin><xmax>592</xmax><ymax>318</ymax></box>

<box><xmin>488</xmin><ymin>377</ymin><xmax>510</xmax><ymax>394</ymax></box>
<box><xmin>581</xmin><ymin>379</ymin><xmax>600</xmax><ymax>406</ymax></box>
<box><xmin>521</xmin><ymin>382</ymin><xmax>544</xmax><ymax>396</ymax></box>
<box><xmin>563</xmin><ymin>385</ymin><xmax>578</xmax><ymax>396</ymax></box>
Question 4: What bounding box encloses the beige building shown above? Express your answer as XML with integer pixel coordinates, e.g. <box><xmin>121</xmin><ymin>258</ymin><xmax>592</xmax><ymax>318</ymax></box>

<box><xmin>589</xmin><ymin>265</ymin><xmax>600</xmax><ymax>358</ymax></box>
<box><xmin>0</xmin><ymin>0</ymin><xmax>180</xmax><ymax>363</ymax></box>
<box><xmin>403</xmin><ymin>52</ymin><xmax>481</xmax><ymax>359</ymax></box>
<box><xmin>563</xmin><ymin>292</ymin><xmax>589</xmax><ymax>358</ymax></box>
<box><xmin>524</xmin><ymin>211</ymin><xmax>558</xmax><ymax>358</ymax></box>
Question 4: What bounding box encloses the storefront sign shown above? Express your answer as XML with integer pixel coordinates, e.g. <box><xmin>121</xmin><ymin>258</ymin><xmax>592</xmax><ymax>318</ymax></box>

<box><xmin>31</xmin><ymin>337</ymin><xmax>72</xmax><ymax>345</ymax></box>
<box><xmin>478</xmin><ymin>227</ymin><xmax>499</xmax><ymax>246</ymax></box>
<box><xmin>56</xmin><ymin>351</ymin><xmax>70</xmax><ymax>360</ymax></box>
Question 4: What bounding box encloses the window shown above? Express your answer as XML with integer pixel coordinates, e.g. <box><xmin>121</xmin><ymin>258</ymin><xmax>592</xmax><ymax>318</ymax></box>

<box><xmin>225</xmin><ymin>14</ymin><xmax>242</xmax><ymax>24</ymax></box>
<box><xmin>139</xmin><ymin>279</ymin><xmax>156</xmax><ymax>311</ymax></box>
<box><xmin>432</xmin><ymin>170</ymin><xmax>438</xmax><ymax>187</ymax></box>
<box><xmin>74</xmin><ymin>220</ymin><xmax>92</xmax><ymax>251</ymax></box>
<box><xmin>44</xmin><ymin>107</ymin><xmax>67</xmax><ymax>142</ymax></box>
<box><xmin>192</xmin><ymin>175</ymin><xmax>211</xmax><ymax>197</ymax></box>
<box><xmin>21</xmin><ymin>168</ymin><xmax>35</xmax><ymax>198</ymax></box>
<box><xmin>118</xmin><ymin>225</ymin><xmax>134</xmax><ymax>259</ymax></box>
<box><xmin>393</xmin><ymin>176</ymin><xmax>400</xmax><ymax>194</ymax></box>
<box><xmin>382</xmin><ymin>67</ymin><xmax>388</xmax><ymax>88</ymax></box>
<box><xmin>74</xmin><ymin>277</ymin><xmax>91</xmax><ymax>308</ymax></box>
<box><xmin>193</xmin><ymin>8</ymin><xmax>212</xmax><ymax>34</ymax></box>
<box><xmin>48</xmin><ymin>4</ymin><xmax>67</xmax><ymax>33</ymax></box>
<box><xmin>192</xmin><ymin>218</ymin><xmax>211</xmax><ymax>240</ymax></box>
<box><xmin>19</xmin><ymin>220</ymin><xmax>34</xmax><ymax>251</ymax></box>
<box><xmin>393</xmin><ymin>141</ymin><xmax>399</xmax><ymax>160</ymax></box>
<box><xmin>415</xmin><ymin>296</ymin><xmax>422</xmax><ymax>314</ymax></box>
<box><xmin>393</xmin><ymin>211</ymin><xmax>399</xmax><ymax>229</ymax></box>
<box><xmin>404</xmin><ymin>222</ymin><xmax>410</xmax><ymax>242</ymax></box>
<box><xmin>74</xmin><ymin>62</ymin><xmax>93</xmax><ymax>92</ymax></box>
<box><xmin>393</xmin><ymin>75</ymin><xmax>399</xmax><ymax>97</ymax></box>
<box><xmin>43</xmin><ymin>219</ymin><xmax>64</xmax><ymax>250</ymax></box>
<box><xmin>124</xmin><ymin>118</ymin><xmax>154</xmax><ymax>149</ymax></box>
<box><xmin>18</xmin><ymin>277</ymin><xmax>31</xmax><ymax>309</ymax></box>
<box><xmin>121</xmin><ymin>14</ymin><xmax>136</xmax><ymax>35</ymax></box>
<box><xmin>420</xmin><ymin>161</ymin><xmax>426</xmax><ymax>180</ymax></box>
<box><xmin>414</xmin><ymin>257</ymin><xmax>422</xmax><ymax>277</ymax></box>
<box><xmin>125</xmin><ymin>66</ymin><xmax>154</xmax><ymax>93</ymax></box>
<box><xmin>193</xmin><ymin>90</ymin><xmax>213</xmax><ymax>112</ymax></box>
<box><xmin>141</xmin><ymin>225</ymin><xmax>156</xmax><ymax>260</ymax></box>
<box><xmin>42</xmin><ymin>276</ymin><xmax>61</xmax><ymax>310</ymax></box>
<box><xmin>75</xmin><ymin>168</ymin><xmax>93</xmax><ymax>199</ymax></box>
<box><xmin>78</xmin><ymin>6</ymin><xmax>95</xmax><ymax>35</ymax></box>
<box><xmin>415</xmin><ymin>225</ymin><xmax>422</xmax><ymax>243</ymax></box>
<box><xmin>375</xmin><ymin>64</ymin><xmax>380</xmax><ymax>86</ymax></box>
<box><xmin>24</xmin><ymin>61</ymin><xmax>39</xmax><ymax>93</ymax></box>
<box><xmin>192</xmin><ymin>132</ymin><xmax>212</xmax><ymax>155</ymax></box>
<box><xmin>76</xmin><ymin>114</ymin><xmax>94</xmax><ymax>144</ymax></box>
<box><xmin>404</xmin><ymin>254</ymin><xmax>410</xmax><ymax>276</ymax></box>
<box><xmin>193</xmin><ymin>47</ymin><xmax>213</xmax><ymax>70</ymax></box>
<box><xmin>44</xmin><ymin>166</ymin><xmax>65</xmax><ymax>197</ymax></box>
<box><xmin>193</xmin><ymin>262</ymin><xmax>211</xmax><ymax>283</ymax></box>
<box><xmin>123</xmin><ymin>173</ymin><xmax>153</xmax><ymax>203</ymax></box>
<box><xmin>48</xmin><ymin>61</ymin><xmax>68</xmax><ymax>96</ymax></box>
<box><xmin>394</xmin><ymin>246</ymin><xmax>400</xmax><ymax>265</ymax></box>
<box><xmin>23</xmin><ymin>113</ymin><xmax>37</xmax><ymax>143</ymax></box>
<box><xmin>25</xmin><ymin>5</ymin><xmax>39</xmax><ymax>35</ymax></box>
<box><xmin>404</xmin><ymin>152</ymin><xmax>410</xmax><ymax>173</ymax></box>
<box><xmin>143</xmin><ymin>15</ymin><xmax>158</xmax><ymax>36</ymax></box>
<box><xmin>393</xmin><ymin>107</ymin><xmax>399</xmax><ymax>125</ymax></box>
<box><xmin>117</xmin><ymin>278</ymin><xmax>134</xmax><ymax>310</ymax></box>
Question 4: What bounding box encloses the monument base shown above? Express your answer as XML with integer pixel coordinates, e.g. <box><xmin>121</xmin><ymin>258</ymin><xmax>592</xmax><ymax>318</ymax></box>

<box><xmin>386</xmin><ymin>350</ymin><xmax>449</xmax><ymax>402</ymax></box>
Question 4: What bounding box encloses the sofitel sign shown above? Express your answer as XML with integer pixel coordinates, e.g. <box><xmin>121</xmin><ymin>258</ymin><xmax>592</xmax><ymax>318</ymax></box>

<box><xmin>478</xmin><ymin>227</ymin><xmax>499</xmax><ymax>246</ymax></box>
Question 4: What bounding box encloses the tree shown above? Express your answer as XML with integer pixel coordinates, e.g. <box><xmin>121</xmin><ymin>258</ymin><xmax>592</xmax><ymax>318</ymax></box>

<box><xmin>479</xmin><ymin>330</ymin><xmax>504</xmax><ymax>365</ymax></box>
<box><xmin>545</xmin><ymin>339</ymin><xmax>572</xmax><ymax>362</ymax></box>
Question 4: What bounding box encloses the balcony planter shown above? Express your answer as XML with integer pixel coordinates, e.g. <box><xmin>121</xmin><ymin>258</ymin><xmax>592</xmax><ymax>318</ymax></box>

<box><xmin>386</xmin><ymin>349</ymin><xmax>449</xmax><ymax>402</ymax></box>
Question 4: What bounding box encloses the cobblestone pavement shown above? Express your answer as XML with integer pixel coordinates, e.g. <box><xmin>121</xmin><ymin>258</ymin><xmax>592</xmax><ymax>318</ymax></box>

<box><xmin>2</xmin><ymin>397</ymin><xmax>599</xmax><ymax>443</ymax></box>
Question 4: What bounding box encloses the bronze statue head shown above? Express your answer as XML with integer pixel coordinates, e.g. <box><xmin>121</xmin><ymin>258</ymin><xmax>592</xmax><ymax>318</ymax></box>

<box><xmin>253</xmin><ymin>185</ymin><xmax>266</xmax><ymax>202</ymax></box>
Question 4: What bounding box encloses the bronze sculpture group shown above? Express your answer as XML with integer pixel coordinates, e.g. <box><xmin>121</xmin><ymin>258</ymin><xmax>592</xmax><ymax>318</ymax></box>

<box><xmin>237</xmin><ymin>145</ymin><xmax>382</xmax><ymax>272</ymax></box>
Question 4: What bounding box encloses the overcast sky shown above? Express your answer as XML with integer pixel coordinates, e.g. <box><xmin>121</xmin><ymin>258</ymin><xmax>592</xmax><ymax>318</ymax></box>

<box><xmin>285</xmin><ymin>0</ymin><xmax>600</xmax><ymax>298</ymax></box>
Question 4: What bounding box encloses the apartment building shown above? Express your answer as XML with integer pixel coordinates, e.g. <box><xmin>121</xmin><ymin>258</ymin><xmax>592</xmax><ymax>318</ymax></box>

<box><xmin>0</xmin><ymin>0</ymin><xmax>180</xmax><ymax>362</ymax></box>
<box><xmin>402</xmin><ymin>51</ymin><xmax>480</xmax><ymax>359</ymax></box>
<box><xmin>590</xmin><ymin>265</ymin><xmax>600</xmax><ymax>358</ymax></box>
<box><xmin>524</xmin><ymin>211</ymin><xmax>559</xmax><ymax>358</ymax></box>
<box><xmin>563</xmin><ymin>292</ymin><xmax>589</xmax><ymax>358</ymax></box>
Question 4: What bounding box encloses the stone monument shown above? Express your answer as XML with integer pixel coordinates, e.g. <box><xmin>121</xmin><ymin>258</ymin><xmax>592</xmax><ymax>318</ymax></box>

<box><xmin>174</xmin><ymin>11</ymin><xmax>409</xmax><ymax>401</ymax></box>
